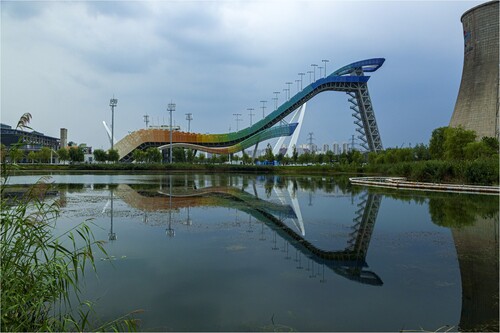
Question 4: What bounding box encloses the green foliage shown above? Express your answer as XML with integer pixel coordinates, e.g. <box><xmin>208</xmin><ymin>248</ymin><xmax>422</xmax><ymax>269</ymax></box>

<box><xmin>443</xmin><ymin>126</ymin><xmax>476</xmax><ymax>160</ymax></box>
<box><xmin>57</xmin><ymin>148</ymin><xmax>69</xmax><ymax>163</ymax></box>
<box><xmin>8</xmin><ymin>147</ymin><xmax>24</xmax><ymax>163</ymax></box>
<box><xmin>429</xmin><ymin>126</ymin><xmax>447</xmax><ymax>159</ymax></box>
<box><xmin>145</xmin><ymin>147</ymin><xmax>162</xmax><ymax>163</ymax></box>
<box><xmin>39</xmin><ymin>147</ymin><xmax>52</xmax><ymax>163</ymax></box>
<box><xmin>107</xmin><ymin>149</ymin><xmax>119</xmax><ymax>163</ymax></box>
<box><xmin>264</xmin><ymin>143</ymin><xmax>274</xmax><ymax>162</ymax></box>
<box><xmin>69</xmin><ymin>147</ymin><xmax>84</xmax><ymax>163</ymax></box>
<box><xmin>94</xmin><ymin>149</ymin><xmax>108</xmax><ymax>163</ymax></box>
<box><xmin>27</xmin><ymin>151</ymin><xmax>37</xmax><ymax>163</ymax></box>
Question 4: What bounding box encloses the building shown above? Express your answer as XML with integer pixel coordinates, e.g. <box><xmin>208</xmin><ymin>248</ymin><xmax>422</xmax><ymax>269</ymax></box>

<box><xmin>332</xmin><ymin>142</ymin><xmax>340</xmax><ymax>155</ymax></box>
<box><xmin>0</xmin><ymin>123</ymin><xmax>60</xmax><ymax>151</ymax></box>
<box><xmin>450</xmin><ymin>1</ymin><xmax>499</xmax><ymax>139</ymax></box>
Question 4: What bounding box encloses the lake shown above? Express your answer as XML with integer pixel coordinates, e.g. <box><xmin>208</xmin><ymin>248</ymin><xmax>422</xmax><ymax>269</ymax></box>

<box><xmin>5</xmin><ymin>173</ymin><xmax>499</xmax><ymax>331</ymax></box>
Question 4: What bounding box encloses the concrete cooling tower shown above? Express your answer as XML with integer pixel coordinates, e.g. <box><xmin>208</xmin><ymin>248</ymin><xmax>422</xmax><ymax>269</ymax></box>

<box><xmin>450</xmin><ymin>0</ymin><xmax>499</xmax><ymax>139</ymax></box>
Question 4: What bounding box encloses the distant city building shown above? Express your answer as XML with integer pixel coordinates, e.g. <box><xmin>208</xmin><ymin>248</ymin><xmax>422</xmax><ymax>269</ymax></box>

<box><xmin>323</xmin><ymin>144</ymin><xmax>330</xmax><ymax>152</ymax></box>
<box><xmin>342</xmin><ymin>142</ymin><xmax>349</xmax><ymax>154</ymax></box>
<box><xmin>332</xmin><ymin>142</ymin><xmax>340</xmax><ymax>155</ymax></box>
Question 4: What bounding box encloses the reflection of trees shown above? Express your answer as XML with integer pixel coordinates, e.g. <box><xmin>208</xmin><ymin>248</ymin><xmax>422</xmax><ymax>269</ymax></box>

<box><xmin>428</xmin><ymin>194</ymin><xmax>498</xmax><ymax>228</ymax></box>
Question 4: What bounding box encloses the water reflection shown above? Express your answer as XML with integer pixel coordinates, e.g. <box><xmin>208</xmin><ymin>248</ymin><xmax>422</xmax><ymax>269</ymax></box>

<box><xmin>108</xmin><ymin>176</ymin><xmax>384</xmax><ymax>286</ymax></box>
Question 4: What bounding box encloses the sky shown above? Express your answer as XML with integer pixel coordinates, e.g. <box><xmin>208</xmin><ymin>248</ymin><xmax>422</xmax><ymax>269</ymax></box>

<box><xmin>1</xmin><ymin>0</ymin><xmax>485</xmax><ymax>151</ymax></box>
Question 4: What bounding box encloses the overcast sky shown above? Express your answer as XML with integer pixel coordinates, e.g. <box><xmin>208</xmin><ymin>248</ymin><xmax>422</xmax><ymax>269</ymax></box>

<box><xmin>1</xmin><ymin>0</ymin><xmax>484</xmax><ymax>151</ymax></box>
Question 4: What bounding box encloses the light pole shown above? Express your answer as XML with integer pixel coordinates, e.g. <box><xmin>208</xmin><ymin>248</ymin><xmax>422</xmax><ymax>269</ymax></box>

<box><xmin>307</xmin><ymin>70</ymin><xmax>313</xmax><ymax>83</ymax></box>
<box><xmin>168</xmin><ymin>102</ymin><xmax>176</xmax><ymax>163</ymax></box>
<box><xmin>143</xmin><ymin>114</ymin><xmax>149</xmax><ymax>128</ymax></box>
<box><xmin>311</xmin><ymin>64</ymin><xmax>318</xmax><ymax>81</ymax></box>
<box><xmin>247</xmin><ymin>108</ymin><xmax>255</xmax><ymax>126</ymax></box>
<box><xmin>298</xmin><ymin>72</ymin><xmax>305</xmax><ymax>90</ymax></box>
<box><xmin>185</xmin><ymin>113</ymin><xmax>193</xmax><ymax>132</ymax></box>
<box><xmin>285</xmin><ymin>82</ymin><xmax>293</xmax><ymax>100</ymax></box>
<box><xmin>295</xmin><ymin>79</ymin><xmax>300</xmax><ymax>93</ymax></box>
<box><xmin>273</xmin><ymin>91</ymin><xmax>280</xmax><ymax>110</ymax></box>
<box><xmin>109</xmin><ymin>97</ymin><xmax>118</xmax><ymax>150</ymax></box>
<box><xmin>322</xmin><ymin>59</ymin><xmax>329</xmax><ymax>77</ymax></box>
<box><xmin>260</xmin><ymin>100</ymin><xmax>267</xmax><ymax>119</ymax></box>
<box><xmin>319</xmin><ymin>66</ymin><xmax>323</xmax><ymax>78</ymax></box>
<box><xmin>233</xmin><ymin>113</ymin><xmax>242</xmax><ymax>131</ymax></box>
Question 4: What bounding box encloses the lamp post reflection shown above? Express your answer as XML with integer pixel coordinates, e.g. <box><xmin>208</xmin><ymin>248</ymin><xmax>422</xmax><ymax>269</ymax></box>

<box><xmin>109</xmin><ymin>188</ymin><xmax>116</xmax><ymax>241</ymax></box>
<box><xmin>166</xmin><ymin>175</ymin><xmax>175</xmax><ymax>237</ymax></box>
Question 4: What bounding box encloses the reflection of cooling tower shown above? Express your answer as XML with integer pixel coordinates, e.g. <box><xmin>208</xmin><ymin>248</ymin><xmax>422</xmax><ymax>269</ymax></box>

<box><xmin>60</xmin><ymin>128</ymin><xmax>67</xmax><ymax>148</ymax></box>
<box><xmin>450</xmin><ymin>1</ymin><xmax>499</xmax><ymax>139</ymax></box>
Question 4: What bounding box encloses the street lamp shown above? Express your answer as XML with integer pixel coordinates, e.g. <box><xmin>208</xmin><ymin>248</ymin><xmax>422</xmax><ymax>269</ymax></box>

<box><xmin>311</xmin><ymin>64</ymin><xmax>318</xmax><ymax>81</ymax></box>
<box><xmin>260</xmin><ymin>100</ymin><xmax>267</xmax><ymax>119</ymax></box>
<box><xmin>307</xmin><ymin>70</ymin><xmax>313</xmax><ymax>83</ymax></box>
<box><xmin>273</xmin><ymin>91</ymin><xmax>280</xmax><ymax>110</ymax></box>
<box><xmin>233</xmin><ymin>113</ymin><xmax>242</xmax><ymax>131</ymax></box>
<box><xmin>285</xmin><ymin>82</ymin><xmax>293</xmax><ymax>100</ymax></box>
<box><xmin>109</xmin><ymin>97</ymin><xmax>118</xmax><ymax>150</ymax></box>
<box><xmin>247</xmin><ymin>108</ymin><xmax>255</xmax><ymax>126</ymax></box>
<box><xmin>318</xmin><ymin>66</ymin><xmax>323</xmax><ymax>78</ymax></box>
<box><xmin>322</xmin><ymin>59</ymin><xmax>329</xmax><ymax>77</ymax></box>
<box><xmin>167</xmin><ymin>102</ymin><xmax>176</xmax><ymax>163</ymax></box>
<box><xmin>298</xmin><ymin>72</ymin><xmax>305</xmax><ymax>90</ymax></box>
<box><xmin>185</xmin><ymin>113</ymin><xmax>193</xmax><ymax>132</ymax></box>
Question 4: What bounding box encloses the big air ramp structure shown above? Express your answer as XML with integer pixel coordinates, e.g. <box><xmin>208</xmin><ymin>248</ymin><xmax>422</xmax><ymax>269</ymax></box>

<box><xmin>450</xmin><ymin>0</ymin><xmax>499</xmax><ymax>139</ymax></box>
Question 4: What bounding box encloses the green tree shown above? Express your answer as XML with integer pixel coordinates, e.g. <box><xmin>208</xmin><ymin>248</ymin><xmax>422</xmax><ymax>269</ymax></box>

<box><xmin>186</xmin><ymin>149</ymin><xmax>195</xmax><ymax>163</ymax></box>
<box><xmin>27</xmin><ymin>151</ymin><xmax>37</xmax><ymax>163</ymax></box>
<box><xmin>264</xmin><ymin>143</ymin><xmax>274</xmax><ymax>162</ymax></box>
<box><xmin>107</xmin><ymin>149</ymin><xmax>119</xmax><ymax>163</ymax></box>
<box><xmin>145</xmin><ymin>147</ymin><xmax>162</xmax><ymax>163</ymax></box>
<box><xmin>56</xmin><ymin>148</ymin><xmax>69</xmax><ymax>164</ymax></box>
<box><xmin>429</xmin><ymin>127</ymin><xmax>448</xmax><ymax>159</ymax></box>
<box><xmin>443</xmin><ymin>126</ymin><xmax>476</xmax><ymax>160</ymax></box>
<box><xmin>8</xmin><ymin>148</ymin><xmax>24</xmax><ymax>163</ymax></box>
<box><xmin>172</xmin><ymin>147</ymin><xmax>186</xmax><ymax>163</ymax></box>
<box><xmin>292</xmin><ymin>145</ymin><xmax>298</xmax><ymax>164</ymax></box>
<box><xmin>39</xmin><ymin>147</ymin><xmax>52</xmax><ymax>163</ymax></box>
<box><xmin>69</xmin><ymin>147</ymin><xmax>84</xmax><ymax>163</ymax></box>
<box><xmin>94</xmin><ymin>149</ymin><xmax>108</xmax><ymax>163</ymax></box>
<box><xmin>197</xmin><ymin>153</ymin><xmax>206</xmax><ymax>164</ymax></box>
<box><xmin>241</xmin><ymin>151</ymin><xmax>252</xmax><ymax>165</ymax></box>
<box><xmin>464</xmin><ymin>141</ymin><xmax>495</xmax><ymax>160</ymax></box>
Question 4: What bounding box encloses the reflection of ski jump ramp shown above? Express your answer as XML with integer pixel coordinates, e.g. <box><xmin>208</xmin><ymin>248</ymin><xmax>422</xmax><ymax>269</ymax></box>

<box><xmin>116</xmin><ymin>183</ymin><xmax>383</xmax><ymax>285</ymax></box>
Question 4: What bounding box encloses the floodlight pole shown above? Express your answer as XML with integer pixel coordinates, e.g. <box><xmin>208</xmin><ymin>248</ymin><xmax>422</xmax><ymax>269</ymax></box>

<box><xmin>260</xmin><ymin>100</ymin><xmax>267</xmax><ymax>118</ymax></box>
<box><xmin>311</xmin><ymin>64</ymin><xmax>318</xmax><ymax>81</ymax></box>
<box><xmin>185</xmin><ymin>113</ymin><xmax>193</xmax><ymax>132</ymax></box>
<box><xmin>298</xmin><ymin>72</ymin><xmax>305</xmax><ymax>90</ymax></box>
<box><xmin>109</xmin><ymin>97</ymin><xmax>118</xmax><ymax>150</ymax></box>
<box><xmin>273</xmin><ymin>91</ymin><xmax>280</xmax><ymax>110</ymax></box>
<box><xmin>233</xmin><ymin>113</ymin><xmax>242</xmax><ymax>131</ymax></box>
<box><xmin>322</xmin><ymin>59</ymin><xmax>329</xmax><ymax>77</ymax></box>
<box><xmin>168</xmin><ymin>102</ymin><xmax>176</xmax><ymax>163</ymax></box>
<box><xmin>285</xmin><ymin>82</ymin><xmax>292</xmax><ymax>100</ymax></box>
<box><xmin>247</xmin><ymin>108</ymin><xmax>255</xmax><ymax>126</ymax></box>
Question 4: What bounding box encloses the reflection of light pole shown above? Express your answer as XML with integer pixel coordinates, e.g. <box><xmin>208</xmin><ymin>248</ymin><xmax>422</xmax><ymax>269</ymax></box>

<box><xmin>185</xmin><ymin>113</ymin><xmax>193</xmax><ymax>132</ymax></box>
<box><xmin>168</xmin><ymin>102</ymin><xmax>176</xmax><ymax>163</ymax></box>
<box><xmin>260</xmin><ymin>100</ymin><xmax>267</xmax><ymax>119</ymax></box>
<box><xmin>322</xmin><ymin>59</ymin><xmax>329</xmax><ymax>77</ymax></box>
<box><xmin>109</xmin><ymin>97</ymin><xmax>118</xmax><ymax>150</ymax></box>
<box><xmin>109</xmin><ymin>188</ymin><xmax>116</xmax><ymax>241</ymax></box>
<box><xmin>166</xmin><ymin>175</ymin><xmax>175</xmax><ymax>237</ymax></box>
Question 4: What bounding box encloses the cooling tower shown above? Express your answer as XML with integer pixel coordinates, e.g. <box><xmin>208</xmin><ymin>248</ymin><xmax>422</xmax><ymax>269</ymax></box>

<box><xmin>450</xmin><ymin>1</ymin><xmax>499</xmax><ymax>139</ymax></box>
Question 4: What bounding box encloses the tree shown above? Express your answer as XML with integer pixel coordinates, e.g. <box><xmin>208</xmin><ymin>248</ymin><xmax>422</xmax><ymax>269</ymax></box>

<box><xmin>57</xmin><ymin>148</ymin><xmax>69</xmax><ymax>164</ymax></box>
<box><xmin>443</xmin><ymin>126</ymin><xmax>476</xmax><ymax>160</ymax></box>
<box><xmin>145</xmin><ymin>147</ymin><xmax>162</xmax><ymax>163</ymax></box>
<box><xmin>172</xmin><ymin>148</ymin><xmax>186</xmax><ymax>163</ymax></box>
<box><xmin>241</xmin><ymin>151</ymin><xmax>252</xmax><ymax>165</ymax></box>
<box><xmin>69</xmin><ymin>147</ymin><xmax>84</xmax><ymax>163</ymax></box>
<box><xmin>264</xmin><ymin>143</ymin><xmax>274</xmax><ymax>162</ymax></box>
<box><xmin>8</xmin><ymin>148</ymin><xmax>24</xmax><ymax>163</ymax></box>
<box><xmin>39</xmin><ymin>147</ymin><xmax>52</xmax><ymax>163</ymax></box>
<box><xmin>94</xmin><ymin>149</ymin><xmax>108</xmax><ymax>163</ymax></box>
<box><xmin>107</xmin><ymin>149</ymin><xmax>119</xmax><ymax>163</ymax></box>
<box><xmin>429</xmin><ymin>127</ymin><xmax>447</xmax><ymax>160</ymax></box>
<box><xmin>292</xmin><ymin>145</ymin><xmax>298</xmax><ymax>164</ymax></box>
<box><xmin>197</xmin><ymin>153</ymin><xmax>206</xmax><ymax>164</ymax></box>
<box><xmin>28</xmin><ymin>151</ymin><xmax>37</xmax><ymax>163</ymax></box>
<box><xmin>0</xmin><ymin>144</ymin><xmax>7</xmax><ymax>164</ymax></box>
<box><xmin>186</xmin><ymin>149</ymin><xmax>195</xmax><ymax>163</ymax></box>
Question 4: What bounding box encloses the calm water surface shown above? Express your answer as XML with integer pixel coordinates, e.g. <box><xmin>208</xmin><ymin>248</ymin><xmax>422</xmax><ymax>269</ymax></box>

<box><xmin>6</xmin><ymin>173</ymin><xmax>499</xmax><ymax>331</ymax></box>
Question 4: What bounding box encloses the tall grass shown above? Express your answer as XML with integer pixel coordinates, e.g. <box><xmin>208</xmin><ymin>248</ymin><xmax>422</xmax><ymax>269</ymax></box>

<box><xmin>1</xmin><ymin>113</ymin><xmax>138</xmax><ymax>331</ymax></box>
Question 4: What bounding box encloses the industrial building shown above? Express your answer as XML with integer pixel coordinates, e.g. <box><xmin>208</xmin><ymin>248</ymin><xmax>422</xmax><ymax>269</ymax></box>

<box><xmin>450</xmin><ymin>0</ymin><xmax>499</xmax><ymax>139</ymax></box>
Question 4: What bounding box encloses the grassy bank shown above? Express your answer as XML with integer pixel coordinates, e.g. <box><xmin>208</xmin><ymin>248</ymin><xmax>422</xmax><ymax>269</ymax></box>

<box><xmin>9</xmin><ymin>158</ymin><xmax>499</xmax><ymax>186</ymax></box>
